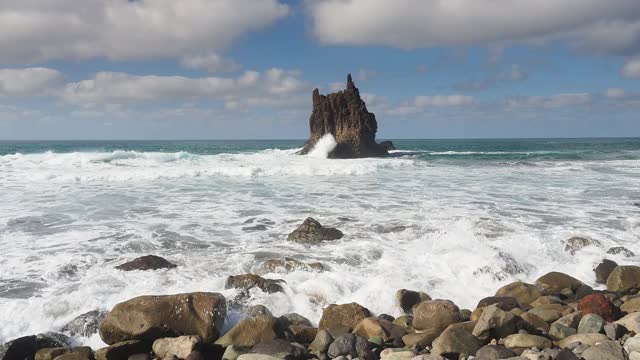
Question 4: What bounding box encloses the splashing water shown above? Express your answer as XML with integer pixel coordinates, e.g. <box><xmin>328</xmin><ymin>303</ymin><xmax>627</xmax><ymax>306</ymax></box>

<box><xmin>307</xmin><ymin>134</ymin><xmax>338</xmax><ymax>158</ymax></box>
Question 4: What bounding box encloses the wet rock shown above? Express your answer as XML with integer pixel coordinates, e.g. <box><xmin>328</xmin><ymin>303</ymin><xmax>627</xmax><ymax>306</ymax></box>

<box><xmin>395</xmin><ymin>289</ymin><xmax>431</xmax><ymax>315</ymax></box>
<box><xmin>379</xmin><ymin>141</ymin><xmax>396</xmax><ymax>151</ymax></box>
<box><xmin>535</xmin><ymin>272</ymin><xmax>583</xmax><ymax>293</ymax></box>
<box><xmin>60</xmin><ymin>310</ymin><xmax>108</xmax><ymax>338</ymax></box>
<box><xmin>115</xmin><ymin>255</ymin><xmax>177</xmax><ymax>271</ymax></box>
<box><xmin>557</xmin><ymin>333</ymin><xmax>610</xmax><ymax>348</ymax></box>
<box><xmin>595</xmin><ymin>260</ymin><xmax>618</xmax><ymax>285</ymax></box>
<box><xmin>95</xmin><ymin>340</ymin><xmax>151</xmax><ymax>360</ymax></box>
<box><xmin>327</xmin><ymin>333</ymin><xmax>372</xmax><ymax>359</ymax></box>
<box><xmin>318</xmin><ymin>302</ymin><xmax>371</xmax><ymax>337</ymax></box>
<box><xmin>581</xmin><ymin>340</ymin><xmax>626</xmax><ymax>360</ymax></box>
<box><xmin>242</xmin><ymin>224</ymin><xmax>268</xmax><ymax>232</ymax></box>
<box><xmin>0</xmin><ymin>333</ymin><xmax>73</xmax><ymax>360</ymax></box>
<box><xmin>615</xmin><ymin>312</ymin><xmax>640</xmax><ymax>332</ymax></box>
<box><xmin>504</xmin><ymin>334</ymin><xmax>551</xmax><ymax>350</ymax></box>
<box><xmin>99</xmin><ymin>292</ymin><xmax>226</xmax><ymax>344</ymax></box>
<box><xmin>215</xmin><ymin>315</ymin><xmax>284</xmax><ymax>348</ymax></box>
<box><xmin>476</xmin><ymin>296</ymin><xmax>520</xmax><ymax>312</ymax></box>
<box><xmin>495</xmin><ymin>281</ymin><xmax>541</xmax><ymax>305</ymax></box>
<box><xmin>607</xmin><ymin>265</ymin><xmax>640</xmax><ymax>292</ymax></box>
<box><xmin>256</xmin><ymin>258</ymin><xmax>326</xmax><ymax>275</ymax></box>
<box><xmin>412</xmin><ymin>300</ymin><xmax>461</xmax><ymax>334</ymax></box>
<box><xmin>577</xmin><ymin>293</ymin><xmax>618</xmax><ymax>321</ymax></box>
<box><xmin>604</xmin><ymin>322</ymin><xmax>628</xmax><ymax>340</ymax></box>
<box><xmin>475</xmin><ymin>344</ymin><xmax>517</xmax><ymax>360</ymax></box>
<box><xmin>298</xmin><ymin>74</ymin><xmax>389</xmax><ymax>158</ymax></box>
<box><xmin>564</xmin><ymin>236</ymin><xmax>601</xmax><ymax>255</ymax></box>
<box><xmin>608</xmin><ymin>246</ymin><xmax>635</xmax><ymax>258</ymax></box>
<box><xmin>245</xmin><ymin>305</ymin><xmax>273</xmax><ymax>319</ymax></box>
<box><xmin>35</xmin><ymin>347</ymin><xmax>93</xmax><ymax>360</ymax></box>
<box><xmin>225</xmin><ymin>274</ymin><xmax>285</xmax><ymax>294</ymax></box>
<box><xmin>431</xmin><ymin>327</ymin><xmax>480</xmax><ymax>359</ymax></box>
<box><xmin>287</xmin><ymin>218</ymin><xmax>344</xmax><ymax>244</ymax></box>
<box><xmin>250</xmin><ymin>340</ymin><xmax>308</xmax><ymax>360</ymax></box>
<box><xmin>278</xmin><ymin>313</ymin><xmax>312</xmax><ymax>328</ymax></box>
<box><xmin>472</xmin><ymin>304</ymin><xmax>526</xmax><ymax>342</ymax></box>
<box><xmin>152</xmin><ymin>336</ymin><xmax>201</xmax><ymax>359</ymax></box>
<box><xmin>309</xmin><ymin>329</ymin><xmax>333</xmax><ymax>355</ymax></box>
<box><xmin>578</xmin><ymin>314</ymin><xmax>605</xmax><ymax>334</ymax></box>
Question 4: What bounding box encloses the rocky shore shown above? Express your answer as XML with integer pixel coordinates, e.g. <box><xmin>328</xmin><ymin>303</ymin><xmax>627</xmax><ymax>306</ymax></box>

<box><xmin>2</xmin><ymin>220</ymin><xmax>640</xmax><ymax>360</ymax></box>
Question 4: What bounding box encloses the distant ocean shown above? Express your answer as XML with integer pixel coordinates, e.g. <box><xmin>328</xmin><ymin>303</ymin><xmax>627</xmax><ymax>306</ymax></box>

<box><xmin>1</xmin><ymin>138</ymin><xmax>639</xmax><ymax>346</ymax></box>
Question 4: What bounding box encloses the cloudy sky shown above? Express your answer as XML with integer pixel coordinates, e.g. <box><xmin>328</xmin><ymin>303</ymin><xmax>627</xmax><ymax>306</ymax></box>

<box><xmin>1</xmin><ymin>0</ymin><xmax>640</xmax><ymax>139</ymax></box>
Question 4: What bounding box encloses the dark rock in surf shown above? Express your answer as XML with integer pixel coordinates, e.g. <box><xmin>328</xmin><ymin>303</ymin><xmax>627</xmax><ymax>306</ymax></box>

<box><xmin>607</xmin><ymin>246</ymin><xmax>635</xmax><ymax>258</ymax></box>
<box><xmin>61</xmin><ymin>310</ymin><xmax>108</xmax><ymax>338</ymax></box>
<box><xmin>379</xmin><ymin>141</ymin><xmax>395</xmax><ymax>151</ymax></box>
<box><xmin>594</xmin><ymin>259</ymin><xmax>618</xmax><ymax>285</ymax></box>
<box><xmin>225</xmin><ymin>274</ymin><xmax>285</xmax><ymax>294</ymax></box>
<box><xmin>298</xmin><ymin>74</ymin><xmax>391</xmax><ymax>158</ymax></box>
<box><xmin>0</xmin><ymin>333</ymin><xmax>73</xmax><ymax>360</ymax></box>
<box><xmin>287</xmin><ymin>218</ymin><xmax>343</xmax><ymax>244</ymax></box>
<box><xmin>564</xmin><ymin>236</ymin><xmax>601</xmax><ymax>255</ymax></box>
<box><xmin>256</xmin><ymin>257</ymin><xmax>327</xmax><ymax>275</ymax></box>
<box><xmin>115</xmin><ymin>255</ymin><xmax>177</xmax><ymax>271</ymax></box>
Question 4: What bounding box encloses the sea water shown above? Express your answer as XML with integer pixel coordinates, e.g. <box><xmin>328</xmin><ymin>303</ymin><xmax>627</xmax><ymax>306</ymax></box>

<box><xmin>0</xmin><ymin>138</ymin><xmax>639</xmax><ymax>346</ymax></box>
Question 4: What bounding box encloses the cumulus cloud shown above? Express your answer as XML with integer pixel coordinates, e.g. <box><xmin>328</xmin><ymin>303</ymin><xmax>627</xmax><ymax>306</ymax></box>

<box><xmin>181</xmin><ymin>53</ymin><xmax>242</xmax><ymax>73</ymax></box>
<box><xmin>0</xmin><ymin>0</ymin><xmax>289</xmax><ymax>64</ymax></box>
<box><xmin>308</xmin><ymin>0</ymin><xmax>640</xmax><ymax>58</ymax></box>
<box><xmin>59</xmin><ymin>68</ymin><xmax>307</xmax><ymax>109</ymax></box>
<box><xmin>0</xmin><ymin>67</ymin><xmax>63</xmax><ymax>96</ymax></box>
<box><xmin>623</xmin><ymin>58</ymin><xmax>640</xmax><ymax>78</ymax></box>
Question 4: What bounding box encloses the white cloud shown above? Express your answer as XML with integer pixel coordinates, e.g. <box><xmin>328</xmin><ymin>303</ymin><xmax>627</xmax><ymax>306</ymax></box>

<box><xmin>0</xmin><ymin>0</ymin><xmax>289</xmax><ymax>63</ymax></box>
<box><xmin>414</xmin><ymin>95</ymin><xmax>474</xmax><ymax>108</ymax></box>
<box><xmin>454</xmin><ymin>64</ymin><xmax>527</xmax><ymax>91</ymax></box>
<box><xmin>59</xmin><ymin>68</ymin><xmax>307</xmax><ymax>109</ymax></box>
<box><xmin>327</xmin><ymin>82</ymin><xmax>345</xmax><ymax>92</ymax></box>
<box><xmin>605</xmin><ymin>88</ymin><xmax>626</xmax><ymax>98</ymax></box>
<box><xmin>506</xmin><ymin>93</ymin><xmax>592</xmax><ymax>108</ymax></box>
<box><xmin>0</xmin><ymin>67</ymin><xmax>63</xmax><ymax>95</ymax></box>
<box><xmin>623</xmin><ymin>58</ymin><xmax>640</xmax><ymax>78</ymax></box>
<box><xmin>181</xmin><ymin>53</ymin><xmax>241</xmax><ymax>73</ymax></box>
<box><xmin>356</xmin><ymin>69</ymin><xmax>380</xmax><ymax>82</ymax></box>
<box><xmin>308</xmin><ymin>0</ymin><xmax>640</xmax><ymax>58</ymax></box>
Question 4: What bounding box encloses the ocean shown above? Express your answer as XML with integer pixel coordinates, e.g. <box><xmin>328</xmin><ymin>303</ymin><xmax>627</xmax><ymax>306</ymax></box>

<box><xmin>1</xmin><ymin>138</ymin><xmax>639</xmax><ymax>346</ymax></box>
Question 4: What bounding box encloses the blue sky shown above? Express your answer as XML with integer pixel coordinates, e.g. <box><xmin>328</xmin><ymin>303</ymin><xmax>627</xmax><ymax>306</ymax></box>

<box><xmin>1</xmin><ymin>0</ymin><xmax>640</xmax><ymax>139</ymax></box>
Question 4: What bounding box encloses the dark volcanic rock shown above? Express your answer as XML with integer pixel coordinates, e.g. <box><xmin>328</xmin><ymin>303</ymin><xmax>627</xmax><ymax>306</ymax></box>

<box><xmin>0</xmin><ymin>333</ymin><xmax>73</xmax><ymax>360</ymax></box>
<box><xmin>115</xmin><ymin>255</ymin><xmax>176</xmax><ymax>271</ymax></box>
<box><xmin>287</xmin><ymin>218</ymin><xmax>343</xmax><ymax>244</ymax></box>
<box><xmin>298</xmin><ymin>74</ymin><xmax>390</xmax><ymax>158</ymax></box>
<box><xmin>594</xmin><ymin>259</ymin><xmax>618</xmax><ymax>284</ymax></box>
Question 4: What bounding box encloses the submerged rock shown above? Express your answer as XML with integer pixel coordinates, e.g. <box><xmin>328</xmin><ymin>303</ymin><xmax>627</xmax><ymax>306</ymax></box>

<box><xmin>225</xmin><ymin>274</ymin><xmax>285</xmax><ymax>294</ymax></box>
<box><xmin>115</xmin><ymin>255</ymin><xmax>177</xmax><ymax>271</ymax></box>
<box><xmin>287</xmin><ymin>218</ymin><xmax>343</xmax><ymax>244</ymax></box>
<box><xmin>298</xmin><ymin>74</ymin><xmax>389</xmax><ymax>158</ymax></box>
<box><xmin>99</xmin><ymin>292</ymin><xmax>226</xmax><ymax>345</ymax></box>
<box><xmin>564</xmin><ymin>236</ymin><xmax>601</xmax><ymax>255</ymax></box>
<box><xmin>256</xmin><ymin>257</ymin><xmax>326</xmax><ymax>275</ymax></box>
<box><xmin>608</xmin><ymin>246</ymin><xmax>635</xmax><ymax>257</ymax></box>
<box><xmin>61</xmin><ymin>310</ymin><xmax>108</xmax><ymax>338</ymax></box>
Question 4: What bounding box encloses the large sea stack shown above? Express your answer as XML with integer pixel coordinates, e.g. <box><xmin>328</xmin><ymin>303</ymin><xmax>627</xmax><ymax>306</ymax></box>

<box><xmin>298</xmin><ymin>74</ymin><xmax>391</xmax><ymax>158</ymax></box>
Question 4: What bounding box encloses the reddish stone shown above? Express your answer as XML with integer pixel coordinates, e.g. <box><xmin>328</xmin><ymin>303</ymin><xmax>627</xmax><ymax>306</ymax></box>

<box><xmin>577</xmin><ymin>293</ymin><xmax>619</xmax><ymax>322</ymax></box>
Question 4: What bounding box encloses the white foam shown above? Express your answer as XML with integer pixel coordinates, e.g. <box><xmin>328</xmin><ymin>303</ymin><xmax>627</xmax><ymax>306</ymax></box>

<box><xmin>307</xmin><ymin>134</ymin><xmax>337</xmax><ymax>159</ymax></box>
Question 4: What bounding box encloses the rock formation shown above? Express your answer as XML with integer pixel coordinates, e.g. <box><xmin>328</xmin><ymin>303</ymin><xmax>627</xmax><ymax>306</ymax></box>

<box><xmin>298</xmin><ymin>74</ymin><xmax>391</xmax><ymax>158</ymax></box>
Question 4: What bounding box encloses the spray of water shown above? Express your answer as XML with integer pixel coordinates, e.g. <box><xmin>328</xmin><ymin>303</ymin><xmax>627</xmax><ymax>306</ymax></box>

<box><xmin>307</xmin><ymin>134</ymin><xmax>338</xmax><ymax>159</ymax></box>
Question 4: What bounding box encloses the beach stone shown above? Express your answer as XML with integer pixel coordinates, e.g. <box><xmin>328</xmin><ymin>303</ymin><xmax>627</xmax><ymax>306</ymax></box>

<box><xmin>393</xmin><ymin>315</ymin><xmax>412</xmax><ymax>330</ymax></box>
<box><xmin>581</xmin><ymin>340</ymin><xmax>626</xmax><ymax>360</ymax></box>
<box><xmin>100</xmin><ymin>292</ymin><xmax>226</xmax><ymax>345</ymax></box>
<box><xmin>215</xmin><ymin>315</ymin><xmax>283</xmax><ymax>348</ymax></box>
<box><xmin>521</xmin><ymin>313</ymin><xmax>549</xmax><ymax>333</ymax></box>
<box><xmin>557</xmin><ymin>333</ymin><xmax>610</xmax><ymax>348</ymax></box>
<box><xmin>256</xmin><ymin>257</ymin><xmax>326</xmax><ymax>275</ymax></box>
<box><xmin>327</xmin><ymin>333</ymin><xmax>371</xmax><ymax>359</ymax></box>
<box><xmin>604</xmin><ymin>323</ymin><xmax>628</xmax><ymax>340</ymax></box>
<box><xmin>504</xmin><ymin>334</ymin><xmax>551</xmax><ymax>350</ymax></box>
<box><xmin>553</xmin><ymin>311</ymin><xmax>583</xmax><ymax>329</ymax></box>
<box><xmin>222</xmin><ymin>345</ymin><xmax>247</xmax><ymax>360</ymax></box>
<box><xmin>237</xmin><ymin>355</ymin><xmax>281</xmax><ymax>360</ymax></box>
<box><xmin>577</xmin><ymin>314</ymin><xmax>605</xmax><ymax>334</ymax></box>
<box><xmin>535</xmin><ymin>272</ymin><xmax>583</xmax><ymax>293</ymax></box>
<box><xmin>412</xmin><ymin>300</ymin><xmax>461</xmax><ymax>334</ymax></box>
<box><xmin>395</xmin><ymin>289</ymin><xmax>431</xmax><ymax>314</ymax></box>
<box><xmin>624</xmin><ymin>336</ymin><xmax>640</xmax><ymax>353</ymax></box>
<box><xmin>152</xmin><ymin>336</ymin><xmax>201</xmax><ymax>359</ymax></box>
<box><xmin>528</xmin><ymin>308</ymin><xmax>561</xmax><ymax>323</ymax></box>
<box><xmin>0</xmin><ymin>333</ymin><xmax>73</xmax><ymax>360</ymax></box>
<box><xmin>35</xmin><ymin>347</ymin><xmax>93</xmax><ymax>360</ymax></box>
<box><xmin>475</xmin><ymin>344</ymin><xmax>517</xmax><ymax>360</ymax></box>
<box><xmin>530</xmin><ymin>295</ymin><xmax>563</xmax><ymax>307</ymax></box>
<box><xmin>225</xmin><ymin>274</ymin><xmax>285</xmax><ymax>294</ymax></box>
<box><xmin>115</xmin><ymin>255</ymin><xmax>176</xmax><ymax>271</ymax></box>
<box><xmin>53</xmin><ymin>354</ymin><xmax>93</xmax><ymax>360</ymax></box>
<box><xmin>621</xmin><ymin>296</ymin><xmax>640</xmax><ymax>313</ymax></box>
<box><xmin>95</xmin><ymin>340</ymin><xmax>150</xmax><ymax>360</ymax></box>
<box><xmin>401</xmin><ymin>331</ymin><xmax>440</xmax><ymax>349</ymax></box>
<box><xmin>352</xmin><ymin>317</ymin><xmax>393</xmax><ymax>341</ymax></box>
<box><xmin>246</xmin><ymin>305</ymin><xmax>273</xmax><ymax>319</ymax></box>
<box><xmin>477</xmin><ymin>296</ymin><xmax>520</xmax><ymax>311</ymax></box>
<box><xmin>60</xmin><ymin>310</ymin><xmax>108</xmax><ymax>338</ymax></box>
<box><xmin>185</xmin><ymin>351</ymin><xmax>205</xmax><ymax>360</ymax></box>
<box><xmin>616</xmin><ymin>312</ymin><xmax>640</xmax><ymax>332</ymax></box>
<box><xmin>549</xmin><ymin>322</ymin><xmax>576</xmax><ymax>340</ymax></box>
<box><xmin>318</xmin><ymin>303</ymin><xmax>371</xmax><ymax>337</ymax></box>
<box><xmin>472</xmin><ymin>304</ymin><xmax>525</xmax><ymax>342</ymax></box>
<box><xmin>608</xmin><ymin>246</ymin><xmax>635</xmax><ymax>257</ymax></box>
<box><xmin>495</xmin><ymin>281</ymin><xmax>541</xmax><ymax>305</ymax></box>
<box><xmin>555</xmin><ymin>348</ymin><xmax>580</xmax><ymax>360</ymax></box>
<box><xmin>607</xmin><ymin>266</ymin><xmax>640</xmax><ymax>292</ymax></box>
<box><xmin>127</xmin><ymin>354</ymin><xmax>152</xmax><ymax>360</ymax></box>
<box><xmin>564</xmin><ymin>236</ymin><xmax>600</xmax><ymax>255</ymax></box>
<box><xmin>631</xmin><ymin>352</ymin><xmax>640</xmax><ymax>360</ymax></box>
<box><xmin>309</xmin><ymin>329</ymin><xmax>333</xmax><ymax>355</ymax></box>
<box><xmin>287</xmin><ymin>218</ymin><xmax>344</xmax><ymax>244</ymax></box>
<box><xmin>250</xmin><ymin>340</ymin><xmax>308</xmax><ymax>360</ymax></box>
<box><xmin>378</xmin><ymin>313</ymin><xmax>395</xmax><ymax>322</ymax></box>
<box><xmin>595</xmin><ymin>260</ymin><xmax>619</xmax><ymax>285</ymax></box>
<box><xmin>379</xmin><ymin>349</ymin><xmax>416</xmax><ymax>360</ymax></box>
<box><xmin>577</xmin><ymin>293</ymin><xmax>618</xmax><ymax>321</ymax></box>
<box><xmin>431</xmin><ymin>327</ymin><xmax>480</xmax><ymax>359</ymax></box>
<box><xmin>286</xmin><ymin>325</ymin><xmax>317</xmax><ymax>344</ymax></box>
<box><xmin>279</xmin><ymin>313</ymin><xmax>312</xmax><ymax>328</ymax></box>
<box><xmin>409</xmin><ymin>356</ymin><xmax>447</xmax><ymax>360</ymax></box>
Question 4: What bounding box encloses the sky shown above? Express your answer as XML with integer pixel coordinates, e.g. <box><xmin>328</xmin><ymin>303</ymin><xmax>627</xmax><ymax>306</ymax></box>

<box><xmin>1</xmin><ymin>0</ymin><xmax>640</xmax><ymax>140</ymax></box>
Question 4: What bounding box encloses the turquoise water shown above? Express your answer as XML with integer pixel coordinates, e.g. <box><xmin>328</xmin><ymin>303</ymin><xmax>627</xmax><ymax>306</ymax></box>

<box><xmin>0</xmin><ymin>137</ymin><xmax>639</xmax><ymax>346</ymax></box>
